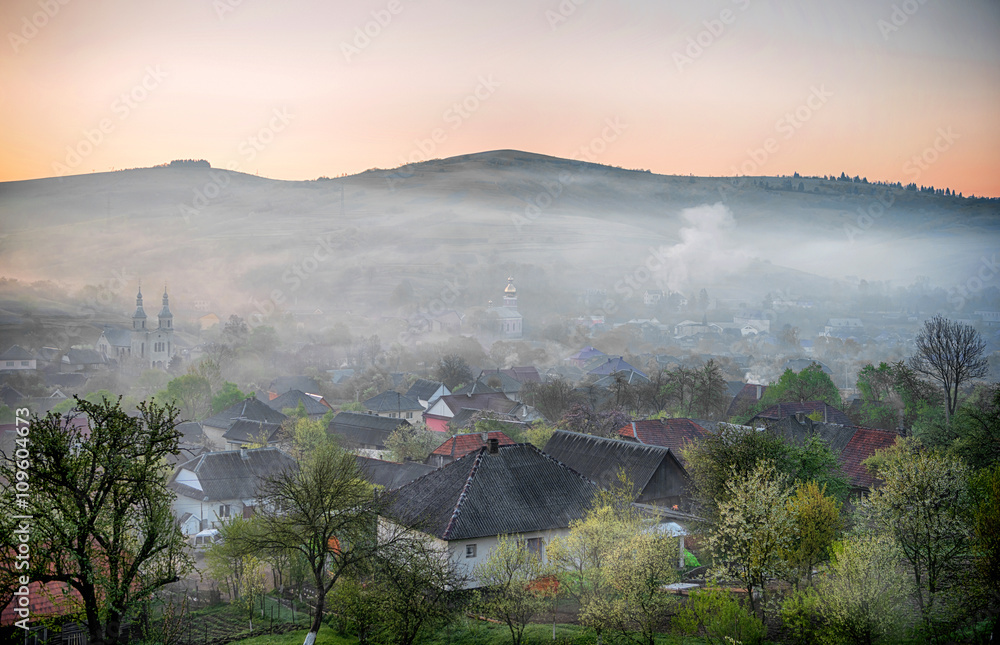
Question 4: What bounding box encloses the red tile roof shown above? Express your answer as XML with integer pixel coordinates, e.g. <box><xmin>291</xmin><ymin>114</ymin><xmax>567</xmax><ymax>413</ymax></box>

<box><xmin>840</xmin><ymin>427</ymin><xmax>899</xmax><ymax>489</ymax></box>
<box><xmin>430</xmin><ymin>431</ymin><xmax>515</xmax><ymax>461</ymax></box>
<box><xmin>1</xmin><ymin>580</ymin><xmax>82</xmax><ymax>626</ymax></box>
<box><xmin>617</xmin><ymin>418</ymin><xmax>709</xmax><ymax>461</ymax></box>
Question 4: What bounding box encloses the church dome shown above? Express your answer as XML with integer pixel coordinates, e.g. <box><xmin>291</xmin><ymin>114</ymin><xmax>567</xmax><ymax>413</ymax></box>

<box><xmin>504</xmin><ymin>277</ymin><xmax>516</xmax><ymax>294</ymax></box>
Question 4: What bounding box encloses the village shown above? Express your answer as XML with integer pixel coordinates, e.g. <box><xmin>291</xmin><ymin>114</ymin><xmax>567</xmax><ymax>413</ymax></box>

<box><xmin>1</xmin><ymin>273</ymin><xmax>999</xmax><ymax>645</ymax></box>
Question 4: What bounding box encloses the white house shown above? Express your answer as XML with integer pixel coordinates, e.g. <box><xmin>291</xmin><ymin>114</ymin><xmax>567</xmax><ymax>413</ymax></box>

<box><xmin>385</xmin><ymin>441</ymin><xmax>599</xmax><ymax>586</ymax></box>
<box><xmin>168</xmin><ymin>447</ymin><xmax>296</xmax><ymax>536</ymax></box>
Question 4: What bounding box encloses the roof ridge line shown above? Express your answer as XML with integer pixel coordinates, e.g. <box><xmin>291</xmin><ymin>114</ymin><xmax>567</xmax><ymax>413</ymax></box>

<box><xmin>441</xmin><ymin>448</ymin><xmax>485</xmax><ymax>540</ymax></box>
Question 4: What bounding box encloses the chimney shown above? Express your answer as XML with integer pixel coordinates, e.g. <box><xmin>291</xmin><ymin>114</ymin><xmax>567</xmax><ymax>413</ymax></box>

<box><xmin>795</xmin><ymin>412</ymin><xmax>805</xmax><ymax>424</ymax></box>
<box><xmin>481</xmin><ymin>432</ymin><xmax>489</xmax><ymax>442</ymax></box>
<box><xmin>240</xmin><ymin>448</ymin><xmax>248</xmax><ymax>461</ymax></box>
<box><xmin>756</xmin><ymin>384</ymin><xmax>762</xmax><ymax>399</ymax></box>
<box><xmin>487</xmin><ymin>437</ymin><xmax>499</xmax><ymax>454</ymax></box>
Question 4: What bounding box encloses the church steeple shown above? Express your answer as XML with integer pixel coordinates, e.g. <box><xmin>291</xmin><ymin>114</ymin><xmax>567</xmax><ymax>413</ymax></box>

<box><xmin>503</xmin><ymin>277</ymin><xmax>517</xmax><ymax>310</ymax></box>
<box><xmin>158</xmin><ymin>286</ymin><xmax>173</xmax><ymax>329</ymax></box>
<box><xmin>132</xmin><ymin>286</ymin><xmax>147</xmax><ymax>330</ymax></box>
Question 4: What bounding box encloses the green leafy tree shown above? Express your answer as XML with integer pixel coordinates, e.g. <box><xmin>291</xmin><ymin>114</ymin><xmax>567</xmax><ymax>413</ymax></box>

<box><xmin>861</xmin><ymin>437</ymin><xmax>973</xmax><ymax>636</ymax></box>
<box><xmin>473</xmin><ymin>534</ymin><xmax>552</xmax><ymax>645</ymax></box>
<box><xmin>0</xmin><ymin>397</ymin><xmax>191</xmax><ymax>645</ymax></box>
<box><xmin>157</xmin><ymin>373</ymin><xmax>212</xmax><ymax>420</ymax></box>
<box><xmin>211</xmin><ymin>381</ymin><xmax>247</xmax><ymax>414</ymax></box>
<box><xmin>692</xmin><ymin>359</ymin><xmax>730</xmax><ymax>420</ymax></box>
<box><xmin>814</xmin><ymin>534</ymin><xmax>913</xmax><ymax>645</ymax></box>
<box><xmin>707</xmin><ymin>461</ymin><xmax>794</xmax><ymax>621</ymax></box>
<box><xmin>738</xmin><ymin>363</ymin><xmax>842</xmax><ymax>423</ymax></box>
<box><xmin>234</xmin><ymin>443</ymin><xmax>392</xmax><ymax>644</ymax></box>
<box><xmin>434</xmin><ymin>354</ymin><xmax>473</xmax><ymax>390</ymax></box>
<box><xmin>205</xmin><ymin>516</ymin><xmax>259</xmax><ymax>602</ymax></box>
<box><xmin>674</xmin><ymin>585</ymin><xmax>766</xmax><ymax>645</ymax></box>
<box><xmin>385</xmin><ymin>424</ymin><xmax>444</xmax><ymax>463</ymax></box>
<box><xmin>968</xmin><ymin>463</ymin><xmax>1000</xmax><ymax>639</ymax></box>
<box><xmin>782</xmin><ymin>480</ymin><xmax>841</xmax><ymax>587</ymax></box>
<box><xmin>950</xmin><ymin>383</ymin><xmax>1000</xmax><ymax>469</ymax></box>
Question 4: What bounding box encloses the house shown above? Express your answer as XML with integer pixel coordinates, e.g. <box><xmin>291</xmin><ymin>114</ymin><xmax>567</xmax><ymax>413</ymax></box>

<box><xmin>568</xmin><ymin>346</ymin><xmax>606</xmax><ymax>369</ymax></box>
<box><xmin>263</xmin><ymin>389</ymin><xmax>332</xmax><ymax>418</ymax></box>
<box><xmin>734</xmin><ymin>311</ymin><xmax>771</xmax><ymax>334</ymax></box>
<box><xmin>476</xmin><ymin>369</ymin><xmax>526</xmax><ymax>400</ymax></box>
<box><xmin>751</xmin><ymin>401</ymin><xmax>852</xmax><ymax>427</ymax></box>
<box><xmin>385</xmin><ymin>442</ymin><xmax>599</xmax><ymax>586</ymax></box>
<box><xmin>423</xmin><ymin>391</ymin><xmax>525</xmax><ymax>432</ymax></box>
<box><xmin>355</xmin><ymin>455</ymin><xmax>437</xmax><ymax>490</ymax></box>
<box><xmin>405</xmin><ymin>379</ymin><xmax>450</xmax><ymax>409</ymax></box>
<box><xmin>426</xmin><ymin>430</ymin><xmax>515</xmax><ymax>468</ymax></box>
<box><xmin>643</xmin><ymin>289</ymin><xmax>663</xmax><ymax>306</ymax></box>
<box><xmin>268</xmin><ymin>375</ymin><xmax>321</xmax><ymax>396</ymax></box>
<box><xmin>363</xmin><ymin>390</ymin><xmax>423</xmax><ymax>420</ymax></box>
<box><xmin>452</xmin><ymin>380</ymin><xmax>499</xmax><ymax>396</ymax></box>
<box><xmin>725</xmin><ymin>383</ymin><xmax>768</xmax><ymax>419</ymax></box>
<box><xmin>222</xmin><ymin>420</ymin><xmax>283</xmax><ymax>450</ymax></box>
<box><xmin>0</xmin><ymin>384</ymin><xmax>24</xmax><ymax>407</ymax></box>
<box><xmin>0</xmin><ymin>345</ymin><xmax>36</xmax><ymax>372</ymax></box>
<box><xmin>327</xmin><ymin>411</ymin><xmax>411</xmax><ymax>455</ymax></box>
<box><xmin>60</xmin><ymin>348</ymin><xmax>109</xmax><ymax>373</ymax></box>
<box><xmin>543</xmin><ymin>430</ymin><xmax>689</xmax><ymax>509</ymax></box>
<box><xmin>587</xmin><ymin>356</ymin><xmax>646</xmax><ymax>378</ymax></box>
<box><xmin>168</xmin><ymin>447</ymin><xmax>296</xmax><ymax>536</ymax></box>
<box><xmin>200</xmin><ymin>397</ymin><xmax>288</xmax><ymax>449</ymax></box>
<box><xmin>824</xmin><ymin>318</ymin><xmax>864</xmax><ymax>338</ymax></box>
<box><xmin>617</xmin><ymin>418</ymin><xmax>710</xmax><ymax>465</ymax></box>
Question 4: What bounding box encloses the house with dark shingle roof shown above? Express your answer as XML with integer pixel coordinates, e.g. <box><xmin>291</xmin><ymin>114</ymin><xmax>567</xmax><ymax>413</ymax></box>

<box><xmin>587</xmin><ymin>356</ymin><xmax>646</xmax><ymax>378</ymax></box>
<box><xmin>385</xmin><ymin>442</ymin><xmax>598</xmax><ymax>586</ymax></box>
<box><xmin>405</xmin><ymin>379</ymin><xmax>450</xmax><ymax>409</ymax></box>
<box><xmin>451</xmin><ymin>380</ymin><xmax>499</xmax><ymax>396</ymax></box>
<box><xmin>201</xmin><ymin>397</ymin><xmax>288</xmax><ymax>449</ymax></box>
<box><xmin>223</xmin><ymin>420</ymin><xmax>283</xmax><ymax>450</ymax></box>
<box><xmin>355</xmin><ymin>455</ymin><xmax>437</xmax><ymax>490</ymax></box>
<box><xmin>327</xmin><ymin>411</ymin><xmax>411</xmax><ymax>455</ymax></box>
<box><xmin>751</xmin><ymin>402</ymin><xmax>851</xmax><ymax>427</ymax></box>
<box><xmin>617</xmin><ymin>418</ymin><xmax>710</xmax><ymax>465</ymax></box>
<box><xmin>543</xmin><ymin>430</ymin><xmax>689</xmax><ymax>508</ymax></box>
<box><xmin>423</xmin><ymin>392</ymin><xmax>524</xmax><ymax>432</ymax></box>
<box><xmin>427</xmin><ymin>430</ymin><xmax>514</xmax><ymax>468</ymax></box>
<box><xmin>0</xmin><ymin>345</ymin><xmax>37</xmax><ymax>371</ymax></box>
<box><xmin>169</xmin><ymin>447</ymin><xmax>296</xmax><ymax>535</ymax></box>
<box><xmin>264</xmin><ymin>389</ymin><xmax>331</xmax><ymax>418</ymax></box>
<box><xmin>363</xmin><ymin>390</ymin><xmax>423</xmax><ymax>421</ymax></box>
<box><xmin>840</xmin><ymin>427</ymin><xmax>899</xmax><ymax>490</ymax></box>
<box><xmin>726</xmin><ymin>383</ymin><xmax>768</xmax><ymax>419</ymax></box>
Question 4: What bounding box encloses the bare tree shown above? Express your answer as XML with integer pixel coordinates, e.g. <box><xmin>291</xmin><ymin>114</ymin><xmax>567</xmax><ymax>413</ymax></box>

<box><xmin>909</xmin><ymin>315</ymin><xmax>988</xmax><ymax>424</ymax></box>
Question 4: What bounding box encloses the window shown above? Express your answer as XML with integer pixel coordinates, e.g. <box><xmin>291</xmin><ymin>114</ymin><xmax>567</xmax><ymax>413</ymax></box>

<box><xmin>5</xmin><ymin>361</ymin><xmax>12</xmax><ymax>367</ymax></box>
<box><xmin>405</xmin><ymin>412</ymin><xmax>413</xmax><ymax>419</ymax></box>
<box><xmin>20</xmin><ymin>361</ymin><xmax>28</xmax><ymax>366</ymax></box>
<box><xmin>524</xmin><ymin>537</ymin><xmax>544</xmax><ymax>557</ymax></box>
<box><xmin>465</xmin><ymin>544</ymin><xmax>477</xmax><ymax>558</ymax></box>
<box><xmin>219</xmin><ymin>504</ymin><xmax>231</xmax><ymax>518</ymax></box>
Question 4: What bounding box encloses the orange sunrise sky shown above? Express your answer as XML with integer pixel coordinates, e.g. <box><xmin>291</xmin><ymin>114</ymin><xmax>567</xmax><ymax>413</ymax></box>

<box><xmin>1</xmin><ymin>0</ymin><xmax>998</xmax><ymax>196</ymax></box>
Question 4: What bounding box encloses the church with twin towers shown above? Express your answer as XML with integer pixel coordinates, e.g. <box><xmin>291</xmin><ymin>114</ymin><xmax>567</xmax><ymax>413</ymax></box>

<box><xmin>96</xmin><ymin>285</ymin><xmax>176</xmax><ymax>369</ymax></box>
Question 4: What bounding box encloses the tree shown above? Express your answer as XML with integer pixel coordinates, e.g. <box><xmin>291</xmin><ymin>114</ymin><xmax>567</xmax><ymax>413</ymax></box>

<box><xmin>211</xmin><ymin>381</ymin><xmax>247</xmax><ymax>414</ymax></box>
<box><xmin>814</xmin><ymin>534</ymin><xmax>913</xmax><ymax>645</ymax></box>
<box><xmin>434</xmin><ymin>354</ymin><xmax>473</xmax><ymax>390</ymax></box>
<box><xmin>782</xmin><ymin>481</ymin><xmax>841</xmax><ymax>587</ymax></box>
<box><xmin>707</xmin><ymin>461</ymin><xmax>794</xmax><ymax>621</ymax></box>
<box><xmin>223</xmin><ymin>314</ymin><xmax>249</xmax><ymax>345</ymax></box>
<box><xmin>559</xmin><ymin>404</ymin><xmax>630</xmax><ymax>439</ymax></box>
<box><xmin>770</xmin><ymin>363</ymin><xmax>842</xmax><ymax>407</ymax></box>
<box><xmin>0</xmin><ymin>397</ymin><xmax>191</xmax><ymax>645</ymax></box>
<box><xmin>909</xmin><ymin>315</ymin><xmax>989</xmax><ymax>423</ymax></box>
<box><xmin>520</xmin><ymin>378</ymin><xmax>578</xmax><ymax>422</ymax></box>
<box><xmin>206</xmin><ymin>516</ymin><xmax>260</xmax><ymax>603</ymax></box>
<box><xmin>949</xmin><ymin>383</ymin><xmax>1000</xmax><ymax>469</ymax></box>
<box><xmin>675</xmin><ymin>585</ymin><xmax>766</xmax><ymax>645</ymax></box>
<box><xmin>157</xmin><ymin>373</ymin><xmax>212</xmax><ymax>420</ymax></box>
<box><xmin>236</xmin><ymin>443</ymin><xmax>388</xmax><ymax>645</ymax></box>
<box><xmin>473</xmin><ymin>534</ymin><xmax>551</xmax><ymax>645</ymax></box>
<box><xmin>385</xmin><ymin>424</ymin><xmax>444</xmax><ymax>463</ymax></box>
<box><xmin>692</xmin><ymin>359</ymin><xmax>729</xmax><ymax>420</ymax></box>
<box><xmin>969</xmin><ymin>463</ymin><xmax>1000</xmax><ymax>639</ymax></box>
<box><xmin>861</xmin><ymin>437</ymin><xmax>973</xmax><ymax>635</ymax></box>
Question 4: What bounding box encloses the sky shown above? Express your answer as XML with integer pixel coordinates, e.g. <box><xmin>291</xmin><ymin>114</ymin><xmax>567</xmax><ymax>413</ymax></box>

<box><xmin>1</xmin><ymin>0</ymin><xmax>999</xmax><ymax>197</ymax></box>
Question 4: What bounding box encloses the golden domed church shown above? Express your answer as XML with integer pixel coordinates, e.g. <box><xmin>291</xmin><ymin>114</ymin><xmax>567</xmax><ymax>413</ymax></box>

<box><xmin>487</xmin><ymin>277</ymin><xmax>522</xmax><ymax>339</ymax></box>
